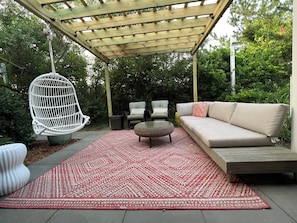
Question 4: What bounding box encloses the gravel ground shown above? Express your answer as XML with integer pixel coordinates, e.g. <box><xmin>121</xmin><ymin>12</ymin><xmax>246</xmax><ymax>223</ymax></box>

<box><xmin>25</xmin><ymin>139</ymin><xmax>79</xmax><ymax>166</ymax></box>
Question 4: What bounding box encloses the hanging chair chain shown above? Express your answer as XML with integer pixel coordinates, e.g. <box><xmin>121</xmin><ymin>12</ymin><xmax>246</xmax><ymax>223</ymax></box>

<box><xmin>43</xmin><ymin>23</ymin><xmax>56</xmax><ymax>74</ymax></box>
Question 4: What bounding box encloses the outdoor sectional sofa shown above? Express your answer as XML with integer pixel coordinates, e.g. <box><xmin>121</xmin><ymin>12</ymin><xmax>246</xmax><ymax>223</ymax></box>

<box><xmin>176</xmin><ymin>101</ymin><xmax>297</xmax><ymax>182</ymax></box>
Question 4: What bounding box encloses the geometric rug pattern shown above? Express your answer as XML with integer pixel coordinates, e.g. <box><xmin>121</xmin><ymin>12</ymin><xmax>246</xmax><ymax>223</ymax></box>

<box><xmin>0</xmin><ymin>128</ymin><xmax>270</xmax><ymax>210</ymax></box>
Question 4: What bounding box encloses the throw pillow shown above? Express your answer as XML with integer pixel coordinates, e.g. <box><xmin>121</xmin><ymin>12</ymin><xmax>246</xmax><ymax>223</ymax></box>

<box><xmin>192</xmin><ymin>102</ymin><xmax>209</xmax><ymax>117</ymax></box>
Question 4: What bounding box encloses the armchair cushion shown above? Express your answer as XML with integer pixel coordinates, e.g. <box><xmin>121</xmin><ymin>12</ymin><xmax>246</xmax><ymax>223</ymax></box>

<box><xmin>127</xmin><ymin>101</ymin><xmax>146</xmax><ymax>127</ymax></box>
<box><xmin>151</xmin><ymin>100</ymin><xmax>169</xmax><ymax>120</ymax></box>
<box><xmin>131</xmin><ymin>108</ymin><xmax>145</xmax><ymax>115</ymax></box>
<box><xmin>153</xmin><ymin>108</ymin><xmax>167</xmax><ymax>114</ymax></box>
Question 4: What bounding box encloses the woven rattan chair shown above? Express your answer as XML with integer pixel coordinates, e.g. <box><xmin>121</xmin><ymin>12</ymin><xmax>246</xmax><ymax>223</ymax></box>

<box><xmin>28</xmin><ymin>25</ymin><xmax>89</xmax><ymax>136</ymax></box>
<box><xmin>29</xmin><ymin>72</ymin><xmax>90</xmax><ymax>136</ymax></box>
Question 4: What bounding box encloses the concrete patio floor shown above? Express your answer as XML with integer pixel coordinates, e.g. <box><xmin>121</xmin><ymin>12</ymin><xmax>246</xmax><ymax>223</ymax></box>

<box><xmin>1</xmin><ymin>128</ymin><xmax>297</xmax><ymax>223</ymax></box>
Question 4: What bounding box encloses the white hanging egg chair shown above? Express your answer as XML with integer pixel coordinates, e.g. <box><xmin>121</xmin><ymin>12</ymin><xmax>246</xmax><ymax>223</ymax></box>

<box><xmin>29</xmin><ymin>25</ymin><xmax>90</xmax><ymax>136</ymax></box>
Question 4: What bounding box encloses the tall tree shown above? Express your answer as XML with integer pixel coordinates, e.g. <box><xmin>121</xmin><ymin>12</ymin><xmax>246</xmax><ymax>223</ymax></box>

<box><xmin>0</xmin><ymin>0</ymin><xmax>88</xmax><ymax>94</ymax></box>
<box><xmin>230</xmin><ymin>0</ymin><xmax>292</xmax><ymax>36</ymax></box>
<box><xmin>226</xmin><ymin>0</ymin><xmax>292</xmax><ymax>102</ymax></box>
<box><xmin>103</xmin><ymin>54</ymin><xmax>193</xmax><ymax>117</ymax></box>
<box><xmin>197</xmin><ymin>47</ymin><xmax>231</xmax><ymax>101</ymax></box>
<box><xmin>0</xmin><ymin>0</ymin><xmax>95</xmax><ymax>142</ymax></box>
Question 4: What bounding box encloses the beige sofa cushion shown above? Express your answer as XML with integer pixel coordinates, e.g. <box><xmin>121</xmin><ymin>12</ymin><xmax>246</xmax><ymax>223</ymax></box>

<box><xmin>179</xmin><ymin>116</ymin><xmax>273</xmax><ymax>147</ymax></box>
<box><xmin>230</xmin><ymin>103</ymin><xmax>289</xmax><ymax>136</ymax></box>
<box><xmin>208</xmin><ymin>102</ymin><xmax>236</xmax><ymax>122</ymax></box>
<box><xmin>176</xmin><ymin>102</ymin><xmax>194</xmax><ymax>116</ymax></box>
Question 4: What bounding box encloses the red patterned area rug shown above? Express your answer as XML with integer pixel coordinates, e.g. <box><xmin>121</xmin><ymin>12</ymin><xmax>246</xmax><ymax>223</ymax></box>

<box><xmin>0</xmin><ymin>128</ymin><xmax>270</xmax><ymax>210</ymax></box>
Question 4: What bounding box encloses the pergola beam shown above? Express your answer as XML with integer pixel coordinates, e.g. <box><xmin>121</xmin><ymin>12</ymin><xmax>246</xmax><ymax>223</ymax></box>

<box><xmin>191</xmin><ymin>0</ymin><xmax>232</xmax><ymax>55</ymax></box>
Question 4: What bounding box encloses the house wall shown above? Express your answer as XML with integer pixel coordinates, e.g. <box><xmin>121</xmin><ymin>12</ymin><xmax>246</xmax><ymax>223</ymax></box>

<box><xmin>291</xmin><ymin>2</ymin><xmax>297</xmax><ymax>153</ymax></box>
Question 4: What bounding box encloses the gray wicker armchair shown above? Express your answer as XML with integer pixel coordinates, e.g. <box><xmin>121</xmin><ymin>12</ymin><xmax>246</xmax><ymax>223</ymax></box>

<box><xmin>127</xmin><ymin>101</ymin><xmax>146</xmax><ymax>128</ymax></box>
<box><xmin>151</xmin><ymin>100</ymin><xmax>169</xmax><ymax>120</ymax></box>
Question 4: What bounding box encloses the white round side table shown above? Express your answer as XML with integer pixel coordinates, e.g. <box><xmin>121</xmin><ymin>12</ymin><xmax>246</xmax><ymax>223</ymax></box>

<box><xmin>0</xmin><ymin>143</ymin><xmax>30</xmax><ymax>196</ymax></box>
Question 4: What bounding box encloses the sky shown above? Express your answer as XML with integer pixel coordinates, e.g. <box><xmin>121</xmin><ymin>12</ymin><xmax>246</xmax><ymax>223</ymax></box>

<box><xmin>214</xmin><ymin>9</ymin><xmax>232</xmax><ymax>35</ymax></box>
<box><xmin>208</xmin><ymin>8</ymin><xmax>237</xmax><ymax>46</ymax></box>
<box><xmin>175</xmin><ymin>2</ymin><xmax>236</xmax><ymax>46</ymax></box>
<box><xmin>212</xmin><ymin>9</ymin><xmax>235</xmax><ymax>37</ymax></box>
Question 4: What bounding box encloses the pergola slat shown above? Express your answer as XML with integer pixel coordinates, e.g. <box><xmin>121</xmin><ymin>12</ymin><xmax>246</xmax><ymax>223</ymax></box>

<box><xmin>80</xmin><ymin>18</ymin><xmax>209</xmax><ymax>40</ymax></box>
<box><xmin>55</xmin><ymin>0</ymin><xmax>205</xmax><ymax>21</ymax></box>
<box><xmin>67</xmin><ymin>4</ymin><xmax>216</xmax><ymax>32</ymax></box>
<box><xmin>96</xmin><ymin>36</ymin><xmax>199</xmax><ymax>52</ymax></box>
<box><xmin>88</xmin><ymin>27</ymin><xmax>205</xmax><ymax>48</ymax></box>
<box><xmin>98</xmin><ymin>43</ymin><xmax>191</xmax><ymax>57</ymax></box>
<box><xmin>102</xmin><ymin>44</ymin><xmax>194</xmax><ymax>58</ymax></box>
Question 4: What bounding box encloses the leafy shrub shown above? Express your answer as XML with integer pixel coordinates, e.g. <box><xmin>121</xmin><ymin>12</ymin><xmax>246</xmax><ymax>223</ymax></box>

<box><xmin>279</xmin><ymin>115</ymin><xmax>291</xmax><ymax>145</ymax></box>
<box><xmin>0</xmin><ymin>87</ymin><xmax>33</xmax><ymax>145</ymax></box>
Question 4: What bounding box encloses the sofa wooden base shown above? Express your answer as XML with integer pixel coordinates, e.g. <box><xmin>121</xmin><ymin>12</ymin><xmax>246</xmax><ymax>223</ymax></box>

<box><xmin>182</xmin><ymin>125</ymin><xmax>297</xmax><ymax>183</ymax></box>
<box><xmin>212</xmin><ymin>146</ymin><xmax>297</xmax><ymax>182</ymax></box>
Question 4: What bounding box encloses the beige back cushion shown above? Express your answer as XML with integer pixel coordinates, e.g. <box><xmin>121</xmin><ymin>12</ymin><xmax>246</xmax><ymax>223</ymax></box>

<box><xmin>230</xmin><ymin>103</ymin><xmax>289</xmax><ymax>136</ymax></box>
<box><xmin>176</xmin><ymin>102</ymin><xmax>194</xmax><ymax>116</ymax></box>
<box><xmin>208</xmin><ymin>102</ymin><xmax>236</xmax><ymax>122</ymax></box>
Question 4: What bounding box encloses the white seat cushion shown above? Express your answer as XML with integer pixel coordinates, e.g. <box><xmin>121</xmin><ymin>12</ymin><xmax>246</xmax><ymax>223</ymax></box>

<box><xmin>179</xmin><ymin>116</ymin><xmax>273</xmax><ymax>148</ymax></box>
<box><xmin>130</xmin><ymin>108</ymin><xmax>145</xmax><ymax>115</ymax></box>
<box><xmin>153</xmin><ymin>108</ymin><xmax>167</xmax><ymax>114</ymax></box>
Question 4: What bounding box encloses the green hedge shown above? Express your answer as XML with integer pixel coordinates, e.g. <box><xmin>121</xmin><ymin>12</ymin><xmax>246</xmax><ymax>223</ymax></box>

<box><xmin>0</xmin><ymin>87</ymin><xmax>33</xmax><ymax>145</ymax></box>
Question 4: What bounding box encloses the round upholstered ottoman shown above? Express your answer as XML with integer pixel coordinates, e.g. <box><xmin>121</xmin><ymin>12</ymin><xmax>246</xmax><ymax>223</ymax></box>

<box><xmin>0</xmin><ymin>143</ymin><xmax>30</xmax><ymax>196</ymax></box>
